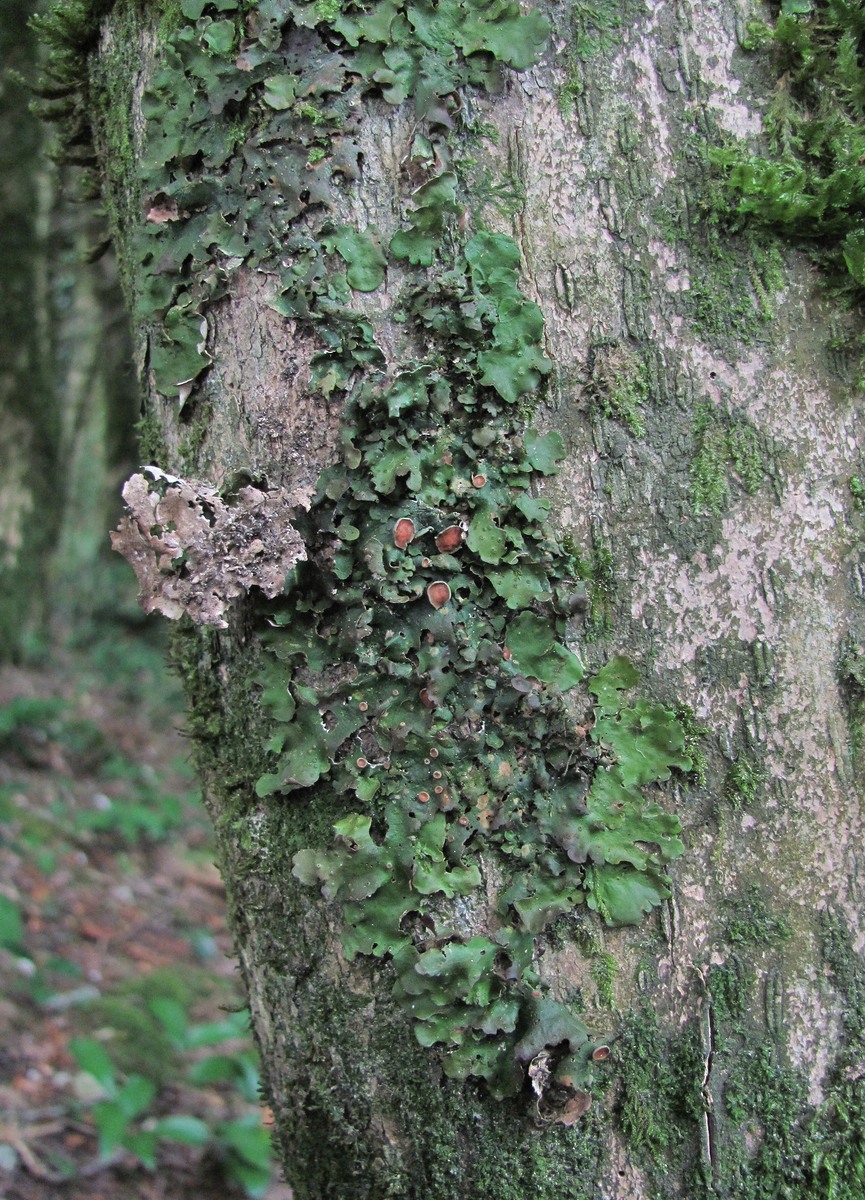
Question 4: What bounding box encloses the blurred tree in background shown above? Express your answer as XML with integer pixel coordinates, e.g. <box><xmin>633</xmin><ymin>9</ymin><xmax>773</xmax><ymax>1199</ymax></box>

<box><xmin>0</xmin><ymin>0</ymin><xmax>136</xmax><ymax>662</ymax></box>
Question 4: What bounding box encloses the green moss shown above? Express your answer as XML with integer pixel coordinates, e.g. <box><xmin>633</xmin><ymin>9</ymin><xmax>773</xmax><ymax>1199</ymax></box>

<box><xmin>574</xmin><ymin>535</ymin><xmax>615</xmax><ymax>636</ymax></box>
<box><xmin>706</xmin><ymin>955</ymin><xmax>753</xmax><ymax>1029</ymax></box>
<box><xmin>820</xmin><ymin>909</ymin><xmax>865</xmax><ymax>1038</ymax></box>
<box><xmin>675</xmin><ymin>704</ymin><xmax>709</xmax><ymax>787</ymax></box>
<box><xmin>723</xmin><ymin>754</ymin><xmax>765</xmax><ymax>808</ymax></box>
<box><xmin>558</xmin><ymin>0</ymin><xmax>623</xmax><ymax>113</ymax></box>
<box><xmin>615</xmin><ymin>914</ymin><xmax>865</xmax><ymax>1200</ymax></box>
<box><xmin>850</xmin><ymin>475</ymin><xmax>865</xmax><ymax>512</ymax></box>
<box><xmin>839</xmin><ymin>635</ymin><xmax>865</xmax><ymax>754</ymax></box>
<box><xmin>178</xmin><ymin>407</ymin><xmax>210</xmax><ymax>474</ymax></box>
<box><xmin>588</xmin><ymin>342</ymin><xmax>648</xmax><ymax>438</ymax></box>
<box><xmin>691</xmin><ymin>404</ymin><xmax>731</xmax><ymax>515</ymax></box>
<box><xmin>134</xmin><ymin>408</ymin><xmax>168</xmax><ymax>465</ymax></box>
<box><xmin>590</xmin><ymin>950</ymin><xmax>618</xmax><ymax>1010</ymax></box>
<box><xmin>719</xmin><ymin>1043</ymin><xmax>812</xmax><ymax>1196</ymax></box>
<box><xmin>157</xmin><ymin>0</ymin><xmax>183</xmax><ymax>38</ymax></box>
<box><xmin>713</xmin><ymin>0</ymin><xmax>865</xmax><ymax>290</ymax></box>
<box><xmin>615</xmin><ymin>1007</ymin><xmax>706</xmax><ymax>1178</ymax></box>
<box><xmin>691</xmin><ymin>403</ymin><xmax>768</xmax><ymax>516</ymax></box>
<box><xmin>295</xmin><ymin>99</ymin><xmax>327</xmax><ymax>126</ymax></box>
<box><xmin>87</xmin><ymin>0</ymin><xmax>148</xmax><ymax>300</ymax></box>
<box><xmin>723</xmin><ymin>886</ymin><xmax>792</xmax><ymax>948</ymax></box>
<box><xmin>687</xmin><ymin>232</ymin><xmax>781</xmax><ymax>347</ymax></box>
<box><xmin>695</xmin><ymin>911</ymin><xmax>865</xmax><ymax>1200</ymax></box>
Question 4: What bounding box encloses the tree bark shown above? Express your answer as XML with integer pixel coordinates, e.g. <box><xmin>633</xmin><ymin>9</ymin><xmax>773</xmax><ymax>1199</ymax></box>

<box><xmin>83</xmin><ymin>0</ymin><xmax>865</xmax><ymax>1196</ymax></box>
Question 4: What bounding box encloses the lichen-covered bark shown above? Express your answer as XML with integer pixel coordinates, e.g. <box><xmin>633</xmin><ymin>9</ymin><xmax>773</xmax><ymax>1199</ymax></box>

<box><xmin>90</xmin><ymin>0</ymin><xmax>865</xmax><ymax>1196</ymax></box>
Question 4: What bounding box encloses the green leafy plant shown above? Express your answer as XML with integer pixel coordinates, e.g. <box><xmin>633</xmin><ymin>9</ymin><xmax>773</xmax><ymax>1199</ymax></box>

<box><xmin>68</xmin><ymin>1001</ymin><xmax>271</xmax><ymax>1195</ymax></box>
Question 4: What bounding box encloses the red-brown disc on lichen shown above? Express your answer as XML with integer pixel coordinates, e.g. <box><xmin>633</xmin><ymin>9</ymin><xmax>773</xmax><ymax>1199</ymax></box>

<box><xmin>393</xmin><ymin>517</ymin><xmax>415</xmax><ymax>550</ymax></box>
<box><xmin>471</xmin><ymin>473</ymin><xmax>487</xmax><ymax>488</ymax></box>
<box><xmin>591</xmin><ymin>1046</ymin><xmax>611</xmax><ymax>1062</ymax></box>
<box><xmin>427</xmin><ymin>580</ymin><xmax>451</xmax><ymax>609</ymax></box>
<box><xmin>419</xmin><ymin>688</ymin><xmax>436</xmax><ymax>709</ymax></box>
<box><xmin>435</xmin><ymin>524</ymin><xmax>464</xmax><ymax>553</ymax></box>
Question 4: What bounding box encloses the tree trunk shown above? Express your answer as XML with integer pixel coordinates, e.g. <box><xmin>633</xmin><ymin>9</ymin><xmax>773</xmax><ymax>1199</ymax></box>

<box><xmin>78</xmin><ymin>0</ymin><xmax>865</xmax><ymax>1195</ymax></box>
<box><xmin>0</xmin><ymin>0</ymin><xmax>137</xmax><ymax>659</ymax></box>
<box><xmin>0</xmin><ymin>0</ymin><xmax>62</xmax><ymax>658</ymax></box>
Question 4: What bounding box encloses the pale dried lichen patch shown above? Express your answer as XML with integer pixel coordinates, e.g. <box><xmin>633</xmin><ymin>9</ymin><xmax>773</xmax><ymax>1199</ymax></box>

<box><xmin>111</xmin><ymin>466</ymin><xmax>307</xmax><ymax>626</ymax></box>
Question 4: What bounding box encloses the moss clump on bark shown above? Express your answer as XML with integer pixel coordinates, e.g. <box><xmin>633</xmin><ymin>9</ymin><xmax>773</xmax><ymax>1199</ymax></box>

<box><xmin>616</xmin><ymin>1006</ymin><xmax>706</xmax><ymax>1180</ymax></box>
<box><xmin>690</xmin><ymin>402</ymin><xmax>769</xmax><ymax>517</ymax></box>
<box><xmin>614</xmin><ymin>911</ymin><xmax>865</xmax><ymax>1200</ymax></box>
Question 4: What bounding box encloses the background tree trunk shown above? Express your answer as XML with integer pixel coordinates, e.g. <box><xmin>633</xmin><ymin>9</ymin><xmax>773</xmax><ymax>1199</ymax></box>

<box><xmin>79</xmin><ymin>0</ymin><xmax>865</xmax><ymax>1196</ymax></box>
<box><xmin>0</xmin><ymin>0</ymin><xmax>137</xmax><ymax>661</ymax></box>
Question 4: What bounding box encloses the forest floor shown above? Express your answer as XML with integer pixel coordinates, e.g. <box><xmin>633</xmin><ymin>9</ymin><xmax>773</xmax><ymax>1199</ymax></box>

<box><xmin>0</xmin><ymin>588</ymin><xmax>292</xmax><ymax>1200</ymax></box>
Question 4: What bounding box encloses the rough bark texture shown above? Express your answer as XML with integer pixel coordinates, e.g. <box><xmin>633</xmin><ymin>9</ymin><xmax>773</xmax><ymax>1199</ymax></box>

<box><xmin>90</xmin><ymin>0</ymin><xmax>865</xmax><ymax>1196</ymax></box>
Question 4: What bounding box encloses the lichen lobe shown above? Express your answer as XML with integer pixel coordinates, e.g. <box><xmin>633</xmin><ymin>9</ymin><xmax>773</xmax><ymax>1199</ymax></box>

<box><xmin>111</xmin><ymin>465</ymin><xmax>308</xmax><ymax>626</ymax></box>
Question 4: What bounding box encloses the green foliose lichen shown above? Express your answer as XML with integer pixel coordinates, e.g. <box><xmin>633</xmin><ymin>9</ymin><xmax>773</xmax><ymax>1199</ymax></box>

<box><xmin>75</xmin><ymin>0</ymin><xmax>695</xmax><ymax>1116</ymax></box>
